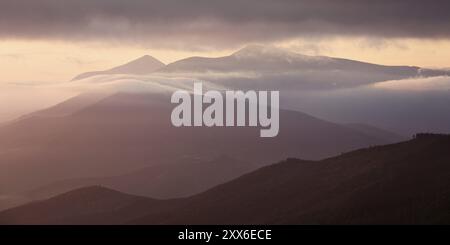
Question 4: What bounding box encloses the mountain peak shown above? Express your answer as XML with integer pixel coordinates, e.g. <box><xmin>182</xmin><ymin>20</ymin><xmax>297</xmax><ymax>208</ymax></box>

<box><xmin>109</xmin><ymin>55</ymin><xmax>165</xmax><ymax>73</ymax></box>
<box><xmin>413</xmin><ymin>133</ymin><xmax>450</xmax><ymax>141</ymax></box>
<box><xmin>71</xmin><ymin>55</ymin><xmax>165</xmax><ymax>81</ymax></box>
<box><xmin>232</xmin><ymin>45</ymin><xmax>296</xmax><ymax>58</ymax></box>
<box><xmin>129</xmin><ymin>55</ymin><xmax>161</xmax><ymax>64</ymax></box>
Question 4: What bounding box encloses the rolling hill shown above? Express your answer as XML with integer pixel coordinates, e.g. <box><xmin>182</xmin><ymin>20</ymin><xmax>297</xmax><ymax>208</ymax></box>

<box><xmin>1</xmin><ymin>133</ymin><xmax>448</xmax><ymax>224</ymax></box>
<box><xmin>0</xmin><ymin>91</ymin><xmax>393</xmax><ymax>207</ymax></box>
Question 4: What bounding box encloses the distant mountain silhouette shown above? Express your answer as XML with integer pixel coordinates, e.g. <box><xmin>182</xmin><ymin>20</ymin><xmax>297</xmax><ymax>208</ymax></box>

<box><xmin>1</xmin><ymin>134</ymin><xmax>449</xmax><ymax>224</ymax></box>
<box><xmin>0</xmin><ymin>186</ymin><xmax>168</xmax><ymax>225</ymax></box>
<box><xmin>27</xmin><ymin>155</ymin><xmax>258</xmax><ymax>200</ymax></box>
<box><xmin>71</xmin><ymin>55</ymin><xmax>165</xmax><ymax>81</ymax></box>
<box><xmin>344</xmin><ymin>123</ymin><xmax>407</xmax><ymax>143</ymax></box>
<box><xmin>161</xmin><ymin>45</ymin><xmax>419</xmax><ymax>75</ymax></box>
<box><xmin>159</xmin><ymin>46</ymin><xmax>425</xmax><ymax>90</ymax></box>
<box><xmin>67</xmin><ymin>46</ymin><xmax>450</xmax><ymax>135</ymax></box>
<box><xmin>0</xmin><ymin>92</ymin><xmax>395</xmax><ymax>207</ymax></box>
<box><xmin>71</xmin><ymin>45</ymin><xmax>450</xmax><ymax>89</ymax></box>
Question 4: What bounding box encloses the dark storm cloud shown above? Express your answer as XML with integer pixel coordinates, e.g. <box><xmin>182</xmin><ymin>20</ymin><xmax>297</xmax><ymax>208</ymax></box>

<box><xmin>0</xmin><ymin>0</ymin><xmax>449</xmax><ymax>48</ymax></box>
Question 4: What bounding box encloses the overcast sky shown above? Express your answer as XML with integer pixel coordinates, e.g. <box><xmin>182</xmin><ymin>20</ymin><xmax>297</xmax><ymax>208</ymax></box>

<box><xmin>1</xmin><ymin>0</ymin><xmax>450</xmax><ymax>82</ymax></box>
<box><xmin>1</xmin><ymin>0</ymin><xmax>450</xmax><ymax>47</ymax></box>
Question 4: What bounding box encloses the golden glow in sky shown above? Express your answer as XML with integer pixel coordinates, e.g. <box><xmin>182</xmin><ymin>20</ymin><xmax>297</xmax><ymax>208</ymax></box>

<box><xmin>1</xmin><ymin>38</ymin><xmax>450</xmax><ymax>83</ymax></box>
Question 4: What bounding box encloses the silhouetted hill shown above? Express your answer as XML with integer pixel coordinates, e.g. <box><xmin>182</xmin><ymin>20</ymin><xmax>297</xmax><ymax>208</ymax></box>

<box><xmin>27</xmin><ymin>156</ymin><xmax>258</xmax><ymax>200</ymax></box>
<box><xmin>145</xmin><ymin>133</ymin><xmax>449</xmax><ymax>224</ymax></box>
<box><xmin>71</xmin><ymin>55</ymin><xmax>165</xmax><ymax>81</ymax></box>
<box><xmin>161</xmin><ymin>45</ymin><xmax>420</xmax><ymax>76</ymax></box>
<box><xmin>157</xmin><ymin>45</ymin><xmax>450</xmax><ymax>90</ymax></box>
<box><xmin>0</xmin><ymin>186</ymin><xmax>176</xmax><ymax>225</ymax></box>
<box><xmin>0</xmin><ymin>92</ymin><xmax>388</xmax><ymax>198</ymax></box>
<box><xmin>344</xmin><ymin>123</ymin><xmax>406</xmax><ymax>143</ymax></box>
<box><xmin>1</xmin><ymin>134</ymin><xmax>449</xmax><ymax>224</ymax></box>
<box><xmin>71</xmin><ymin>45</ymin><xmax>450</xmax><ymax>90</ymax></box>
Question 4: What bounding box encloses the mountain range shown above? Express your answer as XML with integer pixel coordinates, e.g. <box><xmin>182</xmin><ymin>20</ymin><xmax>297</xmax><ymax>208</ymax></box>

<box><xmin>0</xmin><ymin>91</ymin><xmax>398</xmax><ymax>210</ymax></box>
<box><xmin>1</xmin><ymin>133</ymin><xmax>448</xmax><ymax>224</ymax></box>
<box><xmin>71</xmin><ymin>45</ymin><xmax>450</xmax><ymax>90</ymax></box>
<box><xmin>1</xmin><ymin>45</ymin><xmax>448</xmax><ymax>224</ymax></box>
<box><xmin>66</xmin><ymin>45</ymin><xmax>450</xmax><ymax>135</ymax></box>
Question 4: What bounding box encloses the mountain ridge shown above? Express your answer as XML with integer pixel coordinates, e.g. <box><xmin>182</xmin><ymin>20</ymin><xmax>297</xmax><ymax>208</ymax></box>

<box><xmin>0</xmin><ymin>92</ymin><xmax>393</xmax><ymax>208</ymax></box>
<box><xmin>1</xmin><ymin>133</ymin><xmax>449</xmax><ymax>224</ymax></box>
<box><xmin>71</xmin><ymin>55</ymin><xmax>165</xmax><ymax>81</ymax></box>
<box><xmin>70</xmin><ymin>45</ymin><xmax>450</xmax><ymax>90</ymax></box>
